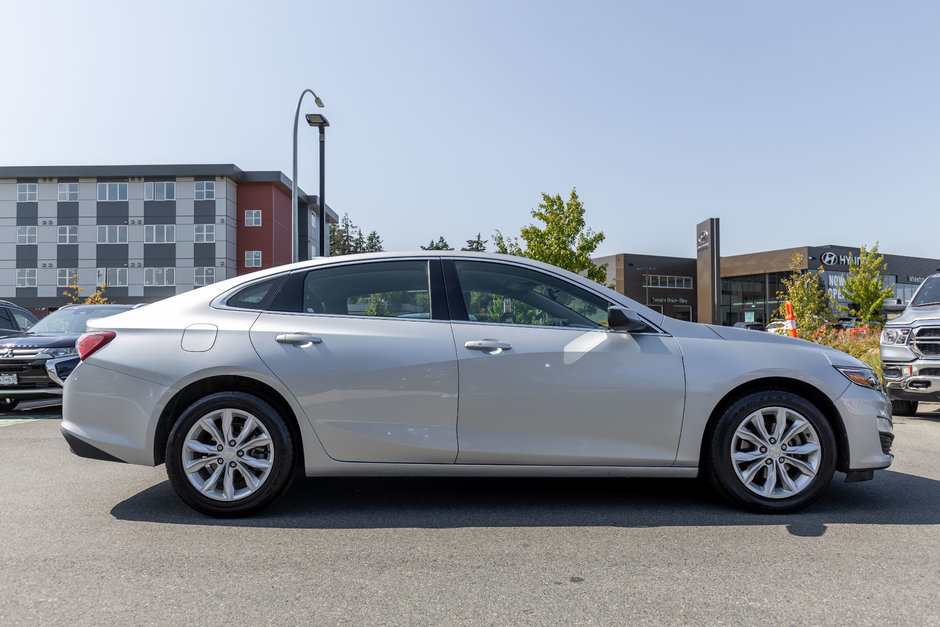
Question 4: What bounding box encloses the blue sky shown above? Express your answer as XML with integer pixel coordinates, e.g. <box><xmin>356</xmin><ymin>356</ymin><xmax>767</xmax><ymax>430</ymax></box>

<box><xmin>3</xmin><ymin>1</ymin><xmax>939</xmax><ymax>260</ymax></box>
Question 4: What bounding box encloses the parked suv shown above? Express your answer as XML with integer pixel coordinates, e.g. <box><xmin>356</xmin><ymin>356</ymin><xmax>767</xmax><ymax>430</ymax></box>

<box><xmin>880</xmin><ymin>273</ymin><xmax>940</xmax><ymax>415</ymax></box>
<box><xmin>0</xmin><ymin>304</ymin><xmax>132</xmax><ymax>411</ymax></box>
<box><xmin>0</xmin><ymin>300</ymin><xmax>38</xmax><ymax>339</ymax></box>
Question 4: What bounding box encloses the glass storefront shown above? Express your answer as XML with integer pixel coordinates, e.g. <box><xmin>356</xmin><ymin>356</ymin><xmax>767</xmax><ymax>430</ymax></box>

<box><xmin>720</xmin><ymin>272</ymin><xmax>790</xmax><ymax>326</ymax></box>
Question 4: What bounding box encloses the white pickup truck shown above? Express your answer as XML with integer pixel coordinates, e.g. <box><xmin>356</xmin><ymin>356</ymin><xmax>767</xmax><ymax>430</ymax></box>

<box><xmin>880</xmin><ymin>273</ymin><xmax>940</xmax><ymax>415</ymax></box>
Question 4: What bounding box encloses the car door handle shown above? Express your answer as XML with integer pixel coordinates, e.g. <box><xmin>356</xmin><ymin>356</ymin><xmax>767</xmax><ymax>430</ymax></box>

<box><xmin>275</xmin><ymin>333</ymin><xmax>323</xmax><ymax>346</ymax></box>
<box><xmin>464</xmin><ymin>339</ymin><xmax>512</xmax><ymax>351</ymax></box>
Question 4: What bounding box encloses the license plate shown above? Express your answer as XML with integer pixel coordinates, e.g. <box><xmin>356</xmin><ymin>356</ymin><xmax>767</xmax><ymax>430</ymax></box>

<box><xmin>0</xmin><ymin>373</ymin><xmax>16</xmax><ymax>386</ymax></box>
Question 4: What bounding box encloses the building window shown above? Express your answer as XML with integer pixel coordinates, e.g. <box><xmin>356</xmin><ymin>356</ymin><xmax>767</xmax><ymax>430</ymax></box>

<box><xmin>245</xmin><ymin>250</ymin><xmax>262</xmax><ymax>268</ymax></box>
<box><xmin>58</xmin><ymin>225</ymin><xmax>78</xmax><ymax>244</ymax></box>
<box><xmin>97</xmin><ymin>225</ymin><xmax>128</xmax><ymax>244</ymax></box>
<box><xmin>57</xmin><ymin>268</ymin><xmax>78</xmax><ymax>287</ymax></box>
<box><xmin>643</xmin><ymin>274</ymin><xmax>694</xmax><ymax>289</ymax></box>
<box><xmin>245</xmin><ymin>210</ymin><xmax>262</xmax><ymax>227</ymax></box>
<box><xmin>58</xmin><ymin>183</ymin><xmax>79</xmax><ymax>201</ymax></box>
<box><xmin>16</xmin><ymin>269</ymin><xmax>37</xmax><ymax>287</ymax></box>
<box><xmin>17</xmin><ymin>183</ymin><xmax>38</xmax><ymax>202</ymax></box>
<box><xmin>97</xmin><ymin>267</ymin><xmax>128</xmax><ymax>287</ymax></box>
<box><xmin>97</xmin><ymin>182</ymin><xmax>128</xmax><ymax>201</ymax></box>
<box><xmin>17</xmin><ymin>226</ymin><xmax>37</xmax><ymax>245</ymax></box>
<box><xmin>195</xmin><ymin>181</ymin><xmax>215</xmax><ymax>200</ymax></box>
<box><xmin>145</xmin><ymin>181</ymin><xmax>176</xmax><ymax>201</ymax></box>
<box><xmin>194</xmin><ymin>267</ymin><xmax>215</xmax><ymax>286</ymax></box>
<box><xmin>194</xmin><ymin>224</ymin><xmax>215</xmax><ymax>243</ymax></box>
<box><xmin>144</xmin><ymin>224</ymin><xmax>176</xmax><ymax>244</ymax></box>
<box><xmin>144</xmin><ymin>267</ymin><xmax>176</xmax><ymax>287</ymax></box>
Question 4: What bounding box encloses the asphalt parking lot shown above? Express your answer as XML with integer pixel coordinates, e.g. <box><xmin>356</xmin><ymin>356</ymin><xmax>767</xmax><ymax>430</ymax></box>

<box><xmin>1</xmin><ymin>400</ymin><xmax>938</xmax><ymax>625</ymax></box>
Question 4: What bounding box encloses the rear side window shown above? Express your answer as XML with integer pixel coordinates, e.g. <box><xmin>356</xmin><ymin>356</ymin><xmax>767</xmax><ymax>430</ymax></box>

<box><xmin>302</xmin><ymin>261</ymin><xmax>431</xmax><ymax>319</ymax></box>
<box><xmin>226</xmin><ymin>275</ymin><xmax>287</xmax><ymax>310</ymax></box>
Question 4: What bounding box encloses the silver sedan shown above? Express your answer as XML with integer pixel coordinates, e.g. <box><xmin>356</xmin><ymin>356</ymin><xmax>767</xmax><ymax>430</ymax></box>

<box><xmin>61</xmin><ymin>252</ymin><xmax>893</xmax><ymax>517</ymax></box>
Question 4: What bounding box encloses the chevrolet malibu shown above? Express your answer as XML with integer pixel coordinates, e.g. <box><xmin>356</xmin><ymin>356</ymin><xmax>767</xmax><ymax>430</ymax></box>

<box><xmin>61</xmin><ymin>252</ymin><xmax>893</xmax><ymax>517</ymax></box>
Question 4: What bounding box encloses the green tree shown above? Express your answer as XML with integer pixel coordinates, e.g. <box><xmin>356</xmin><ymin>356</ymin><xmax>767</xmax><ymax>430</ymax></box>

<box><xmin>363</xmin><ymin>230</ymin><xmax>384</xmax><ymax>253</ymax></box>
<box><xmin>839</xmin><ymin>243</ymin><xmax>894</xmax><ymax>327</ymax></box>
<box><xmin>493</xmin><ymin>188</ymin><xmax>608</xmax><ymax>284</ymax></box>
<box><xmin>461</xmin><ymin>233</ymin><xmax>487</xmax><ymax>252</ymax></box>
<box><xmin>329</xmin><ymin>213</ymin><xmax>384</xmax><ymax>255</ymax></box>
<box><xmin>420</xmin><ymin>236</ymin><xmax>453</xmax><ymax>250</ymax></box>
<box><xmin>776</xmin><ymin>254</ymin><xmax>831</xmax><ymax>340</ymax></box>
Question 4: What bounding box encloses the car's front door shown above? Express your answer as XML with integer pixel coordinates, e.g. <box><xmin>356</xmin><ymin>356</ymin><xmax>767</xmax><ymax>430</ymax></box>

<box><xmin>250</xmin><ymin>259</ymin><xmax>459</xmax><ymax>463</ymax></box>
<box><xmin>446</xmin><ymin>259</ymin><xmax>685</xmax><ymax>466</ymax></box>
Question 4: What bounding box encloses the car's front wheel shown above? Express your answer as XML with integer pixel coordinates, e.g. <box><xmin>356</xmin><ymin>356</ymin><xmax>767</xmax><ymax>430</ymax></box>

<box><xmin>165</xmin><ymin>392</ymin><xmax>295</xmax><ymax>517</ymax></box>
<box><xmin>707</xmin><ymin>390</ymin><xmax>836</xmax><ymax>513</ymax></box>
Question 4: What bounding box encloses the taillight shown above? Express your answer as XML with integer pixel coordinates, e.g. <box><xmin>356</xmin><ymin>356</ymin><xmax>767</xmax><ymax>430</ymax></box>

<box><xmin>76</xmin><ymin>331</ymin><xmax>116</xmax><ymax>360</ymax></box>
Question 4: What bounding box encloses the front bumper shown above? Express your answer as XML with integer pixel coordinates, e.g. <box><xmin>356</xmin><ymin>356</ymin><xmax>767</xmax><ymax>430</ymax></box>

<box><xmin>834</xmin><ymin>383</ymin><xmax>893</xmax><ymax>472</ymax></box>
<box><xmin>0</xmin><ymin>356</ymin><xmax>75</xmax><ymax>397</ymax></box>
<box><xmin>882</xmin><ymin>359</ymin><xmax>940</xmax><ymax>402</ymax></box>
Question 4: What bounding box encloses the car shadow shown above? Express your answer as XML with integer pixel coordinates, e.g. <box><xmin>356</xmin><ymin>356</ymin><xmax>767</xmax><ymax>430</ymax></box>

<box><xmin>111</xmin><ymin>469</ymin><xmax>940</xmax><ymax>535</ymax></box>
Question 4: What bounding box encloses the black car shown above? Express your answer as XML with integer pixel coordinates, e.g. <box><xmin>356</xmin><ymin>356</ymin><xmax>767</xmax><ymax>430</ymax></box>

<box><xmin>0</xmin><ymin>300</ymin><xmax>38</xmax><ymax>339</ymax></box>
<box><xmin>0</xmin><ymin>304</ymin><xmax>132</xmax><ymax>411</ymax></box>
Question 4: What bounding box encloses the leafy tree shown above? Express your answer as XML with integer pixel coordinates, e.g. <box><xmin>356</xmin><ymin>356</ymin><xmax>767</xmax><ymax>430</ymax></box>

<box><xmin>775</xmin><ymin>254</ymin><xmax>830</xmax><ymax>340</ymax></box>
<box><xmin>62</xmin><ymin>273</ymin><xmax>109</xmax><ymax>304</ymax></box>
<box><xmin>493</xmin><ymin>188</ymin><xmax>608</xmax><ymax>284</ymax></box>
<box><xmin>329</xmin><ymin>213</ymin><xmax>384</xmax><ymax>255</ymax></box>
<box><xmin>839</xmin><ymin>243</ymin><xmax>894</xmax><ymax>327</ymax></box>
<box><xmin>461</xmin><ymin>233</ymin><xmax>487</xmax><ymax>252</ymax></box>
<box><xmin>421</xmin><ymin>236</ymin><xmax>453</xmax><ymax>250</ymax></box>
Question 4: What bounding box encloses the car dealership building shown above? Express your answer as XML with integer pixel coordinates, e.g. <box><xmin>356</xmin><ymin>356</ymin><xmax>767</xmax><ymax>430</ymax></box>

<box><xmin>596</xmin><ymin>243</ymin><xmax>940</xmax><ymax>325</ymax></box>
<box><xmin>0</xmin><ymin>165</ymin><xmax>337</xmax><ymax>311</ymax></box>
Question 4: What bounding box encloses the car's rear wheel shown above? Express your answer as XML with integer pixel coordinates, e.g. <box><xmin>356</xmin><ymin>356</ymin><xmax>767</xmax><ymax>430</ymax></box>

<box><xmin>165</xmin><ymin>392</ymin><xmax>295</xmax><ymax>517</ymax></box>
<box><xmin>707</xmin><ymin>390</ymin><xmax>836</xmax><ymax>513</ymax></box>
<box><xmin>891</xmin><ymin>400</ymin><xmax>918</xmax><ymax>416</ymax></box>
<box><xmin>0</xmin><ymin>398</ymin><xmax>20</xmax><ymax>412</ymax></box>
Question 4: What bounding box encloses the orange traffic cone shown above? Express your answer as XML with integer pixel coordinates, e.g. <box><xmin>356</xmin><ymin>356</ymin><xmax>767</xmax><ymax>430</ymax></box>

<box><xmin>785</xmin><ymin>301</ymin><xmax>798</xmax><ymax>338</ymax></box>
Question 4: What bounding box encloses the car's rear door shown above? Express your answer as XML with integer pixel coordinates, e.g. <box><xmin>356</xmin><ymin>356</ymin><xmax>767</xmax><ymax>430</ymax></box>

<box><xmin>445</xmin><ymin>258</ymin><xmax>685</xmax><ymax>466</ymax></box>
<box><xmin>249</xmin><ymin>258</ymin><xmax>459</xmax><ymax>463</ymax></box>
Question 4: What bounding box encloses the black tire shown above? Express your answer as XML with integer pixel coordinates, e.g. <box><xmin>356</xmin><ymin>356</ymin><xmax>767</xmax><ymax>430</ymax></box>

<box><xmin>165</xmin><ymin>392</ymin><xmax>295</xmax><ymax>517</ymax></box>
<box><xmin>891</xmin><ymin>400</ymin><xmax>918</xmax><ymax>416</ymax></box>
<box><xmin>0</xmin><ymin>398</ymin><xmax>20</xmax><ymax>412</ymax></box>
<box><xmin>706</xmin><ymin>390</ymin><xmax>837</xmax><ymax>514</ymax></box>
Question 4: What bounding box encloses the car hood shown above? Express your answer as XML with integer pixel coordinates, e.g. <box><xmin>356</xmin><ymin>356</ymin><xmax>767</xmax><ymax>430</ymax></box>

<box><xmin>887</xmin><ymin>303</ymin><xmax>940</xmax><ymax>326</ymax></box>
<box><xmin>0</xmin><ymin>333</ymin><xmax>81</xmax><ymax>350</ymax></box>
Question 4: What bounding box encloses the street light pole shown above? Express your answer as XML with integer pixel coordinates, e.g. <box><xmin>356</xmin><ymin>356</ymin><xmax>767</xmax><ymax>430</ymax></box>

<box><xmin>306</xmin><ymin>114</ymin><xmax>330</xmax><ymax>258</ymax></box>
<box><xmin>291</xmin><ymin>89</ymin><xmax>324</xmax><ymax>263</ymax></box>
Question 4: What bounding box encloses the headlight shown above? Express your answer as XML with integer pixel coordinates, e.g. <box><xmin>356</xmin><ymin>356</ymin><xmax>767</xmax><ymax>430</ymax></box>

<box><xmin>42</xmin><ymin>347</ymin><xmax>77</xmax><ymax>358</ymax></box>
<box><xmin>880</xmin><ymin>327</ymin><xmax>910</xmax><ymax>345</ymax></box>
<box><xmin>835</xmin><ymin>366</ymin><xmax>881</xmax><ymax>390</ymax></box>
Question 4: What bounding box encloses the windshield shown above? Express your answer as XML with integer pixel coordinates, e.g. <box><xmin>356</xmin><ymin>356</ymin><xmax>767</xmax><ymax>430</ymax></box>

<box><xmin>910</xmin><ymin>277</ymin><xmax>940</xmax><ymax>307</ymax></box>
<box><xmin>28</xmin><ymin>306</ymin><xmax>130</xmax><ymax>334</ymax></box>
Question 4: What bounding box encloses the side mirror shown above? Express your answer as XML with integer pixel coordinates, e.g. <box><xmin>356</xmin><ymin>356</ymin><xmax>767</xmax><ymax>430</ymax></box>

<box><xmin>607</xmin><ymin>306</ymin><xmax>651</xmax><ymax>333</ymax></box>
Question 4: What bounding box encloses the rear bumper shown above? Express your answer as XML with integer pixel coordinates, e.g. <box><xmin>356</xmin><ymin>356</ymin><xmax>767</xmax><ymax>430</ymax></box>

<box><xmin>61</xmin><ymin>361</ymin><xmax>174</xmax><ymax>466</ymax></box>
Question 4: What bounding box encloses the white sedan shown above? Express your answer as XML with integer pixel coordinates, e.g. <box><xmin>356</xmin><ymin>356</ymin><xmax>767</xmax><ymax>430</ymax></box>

<box><xmin>61</xmin><ymin>252</ymin><xmax>893</xmax><ymax>517</ymax></box>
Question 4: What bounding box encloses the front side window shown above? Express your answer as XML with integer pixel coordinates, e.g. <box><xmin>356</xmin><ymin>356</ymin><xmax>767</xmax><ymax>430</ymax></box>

<box><xmin>17</xmin><ymin>226</ymin><xmax>37</xmax><ymax>245</ymax></box>
<box><xmin>58</xmin><ymin>225</ymin><xmax>78</xmax><ymax>244</ymax></box>
<box><xmin>97</xmin><ymin>225</ymin><xmax>128</xmax><ymax>244</ymax></box>
<box><xmin>144</xmin><ymin>224</ymin><xmax>176</xmax><ymax>244</ymax></box>
<box><xmin>245</xmin><ymin>210</ymin><xmax>262</xmax><ymax>227</ymax></box>
<box><xmin>194</xmin><ymin>224</ymin><xmax>215</xmax><ymax>243</ymax></box>
<box><xmin>16</xmin><ymin>269</ymin><xmax>37</xmax><ymax>287</ymax></box>
<box><xmin>97</xmin><ymin>182</ymin><xmax>128</xmax><ymax>201</ymax></box>
<box><xmin>194</xmin><ymin>266</ymin><xmax>215</xmax><ymax>286</ymax></box>
<box><xmin>145</xmin><ymin>181</ymin><xmax>176</xmax><ymax>201</ymax></box>
<box><xmin>97</xmin><ymin>267</ymin><xmax>128</xmax><ymax>287</ymax></box>
<box><xmin>58</xmin><ymin>183</ymin><xmax>79</xmax><ymax>201</ymax></box>
<box><xmin>453</xmin><ymin>260</ymin><xmax>609</xmax><ymax>329</ymax></box>
<box><xmin>195</xmin><ymin>181</ymin><xmax>215</xmax><ymax>200</ymax></box>
<box><xmin>17</xmin><ymin>183</ymin><xmax>38</xmax><ymax>202</ymax></box>
<box><xmin>10</xmin><ymin>309</ymin><xmax>36</xmax><ymax>330</ymax></box>
<box><xmin>300</xmin><ymin>260</ymin><xmax>431</xmax><ymax>319</ymax></box>
<box><xmin>57</xmin><ymin>268</ymin><xmax>78</xmax><ymax>287</ymax></box>
<box><xmin>245</xmin><ymin>250</ymin><xmax>262</xmax><ymax>268</ymax></box>
<box><xmin>145</xmin><ymin>267</ymin><xmax>176</xmax><ymax>287</ymax></box>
